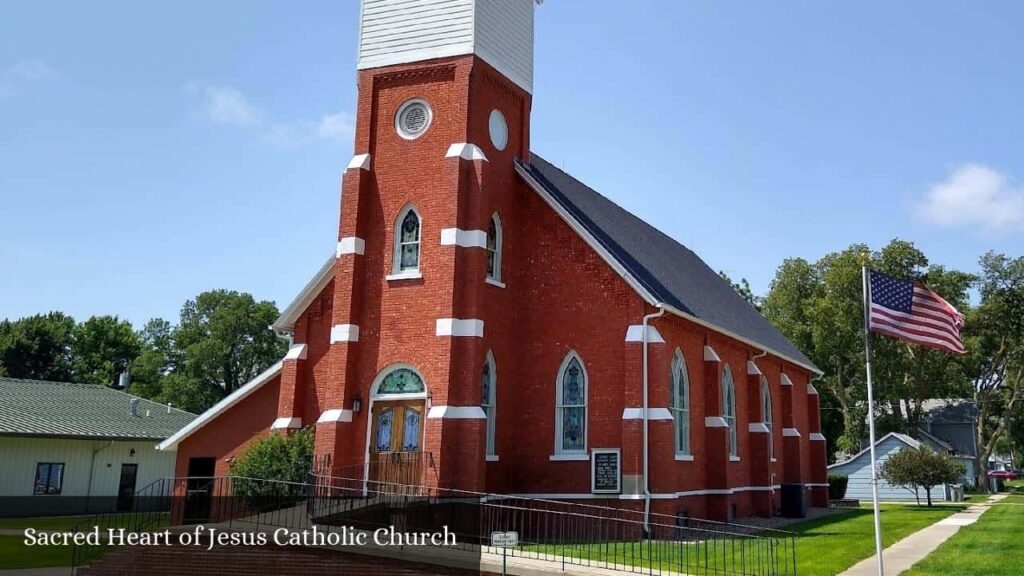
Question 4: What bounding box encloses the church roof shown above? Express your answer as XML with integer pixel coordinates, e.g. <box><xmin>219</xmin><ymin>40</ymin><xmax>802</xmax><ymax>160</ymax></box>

<box><xmin>519</xmin><ymin>155</ymin><xmax>818</xmax><ymax>373</ymax></box>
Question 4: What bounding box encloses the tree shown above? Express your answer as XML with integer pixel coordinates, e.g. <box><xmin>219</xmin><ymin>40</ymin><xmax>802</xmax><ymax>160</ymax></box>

<box><xmin>154</xmin><ymin>373</ymin><xmax>221</xmax><ymax>415</ymax></box>
<box><xmin>72</xmin><ymin>315</ymin><xmax>142</xmax><ymax>386</ymax></box>
<box><xmin>0</xmin><ymin>312</ymin><xmax>76</xmax><ymax>381</ymax></box>
<box><xmin>880</xmin><ymin>448</ymin><xmax>963</xmax><ymax>506</ymax></box>
<box><xmin>129</xmin><ymin>318</ymin><xmax>176</xmax><ymax>399</ymax></box>
<box><xmin>964</xmin><ymin>252</ymin><xmax>1024</xmax><ymax>490</ymax></box>
<box><xmin>719</xmin><ymin>271</ymin><xmax>761</xmax><ymax>311</ymax></box>
<box><xmin>174</xmin><ymin>290</ymin><xmax>286</xmax><ymax>396</ymax></box>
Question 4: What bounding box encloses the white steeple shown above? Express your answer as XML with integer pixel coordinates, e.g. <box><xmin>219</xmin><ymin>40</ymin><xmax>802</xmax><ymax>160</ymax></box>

<box><xmin>357</xmin><ymin>0</ymin><xmax>535</xmax><ymax>93</ymax></box>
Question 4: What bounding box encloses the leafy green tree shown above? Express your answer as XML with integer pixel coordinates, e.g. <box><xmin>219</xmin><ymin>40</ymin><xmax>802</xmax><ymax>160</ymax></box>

<box><xmin>154</xmin><ymin>373</ymin><xmax>221</xmax><ymax>415</ymax></box>
<box><xmin>174</xmin><ymin>290</ymin><xmax>287</xmax><ymax>396</ymax></box>
<box><xmin>719</xmin><ymin>270</ymin><xmax>761</xmax><ymax>311</ymax></box>
<box><xmin>231</xmin><ymin>428</ymin><xmax>314</xmax><ymax>501</ymax></box>
<box><xmin>880</xmin><ymin>448</ymin><xmax>963</xmax><ymax>506</ymax></box>
<box><xmin>128</xmin><ymin>318</ymin><xmax>176</xmax><ymax>399</ymax></box>
<box><xmin>72</xmin><ymin>315</ymin><xmax>142</xmax><ymax>386</ymax></box>
<box><xmin>0</xmin><ymin>312</ymin><xmax>76</xmax><ymax>381</ymax></box>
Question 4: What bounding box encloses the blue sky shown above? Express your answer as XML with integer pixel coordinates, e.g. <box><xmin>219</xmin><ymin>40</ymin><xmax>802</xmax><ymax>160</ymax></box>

<box><xmin>2</xmin><ymin>1</ymin><xmax>1022</xmax><ymax>326</ymax></box>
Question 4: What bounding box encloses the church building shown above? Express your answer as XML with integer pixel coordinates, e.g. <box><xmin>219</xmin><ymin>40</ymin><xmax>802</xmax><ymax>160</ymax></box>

<box><xmin>158</xmin><ymin>0</ymin><xmax>828</xmax><ymax>522</ymax></box>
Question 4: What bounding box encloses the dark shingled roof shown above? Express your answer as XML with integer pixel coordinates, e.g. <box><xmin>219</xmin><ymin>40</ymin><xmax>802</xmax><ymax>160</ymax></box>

<box><xmin>0</xmin><ymin>377</ymin><xmax>196</xmax><ymax>441</ymax></box>
<box><xmin>521</xmin><ymin>155</ymin><xmax>817</xmax><ymax>371</ymax></box>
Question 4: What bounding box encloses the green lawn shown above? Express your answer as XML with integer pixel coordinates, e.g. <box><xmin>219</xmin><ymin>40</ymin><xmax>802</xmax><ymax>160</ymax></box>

<box><xmin>904</xmin><ymin>492</ymin><xmax>1024</xmax><ymax>576</ymax></box>
<box><xmin>0</xmin><ymin>513</ymin><xmax>168</xmax><ymax>569</ymax></box>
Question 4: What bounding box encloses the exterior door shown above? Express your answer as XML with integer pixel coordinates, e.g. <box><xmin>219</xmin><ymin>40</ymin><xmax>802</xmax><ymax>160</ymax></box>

<box><xmin>116</xmin><ymin>464</ymin><xmax>138</xmax><ymax>511</ymax></box>
<box><xmin>368</xmin><ymin>400</ymin><xmax>424</xmax><ymax>489</ymax></box>
<box><xmin>184</xmin><ymin>457</ymin><xmax>215</xmax><ymax>524</ymax></box>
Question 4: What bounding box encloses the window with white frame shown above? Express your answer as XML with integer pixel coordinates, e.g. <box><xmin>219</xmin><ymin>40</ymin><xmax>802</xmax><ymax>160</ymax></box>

<box><xmin>486</xmin><ymin>214</ymin><xmax>502</xmax><ymax>282</ymax></box>
<box><xmin>762</xmin><ymin>376</ymin><xmax>774</xmax><ymax>459</ymax></box>
<box><xmin>482</xmin><ymin>351</ymin><xmax>497</xmax><ymax>457</ymax></box>
<box><xmin>722</xmin><ymin>365</ymin><xmax>738</xmax><ymax>457</ymax></box>
<box><xmin>669</xmin><ymin>349</ymin><xmax>690</xmax><ymax>456</ymax></box>
<box><xmin>556</xmin><ymin>352</ymin><xmax>587</xmax><ymax>454</ymax></box>
<box><xmin>394</xmin><ymin>205</ymin><xmax>421</xmax><ymax>274</ymax></box>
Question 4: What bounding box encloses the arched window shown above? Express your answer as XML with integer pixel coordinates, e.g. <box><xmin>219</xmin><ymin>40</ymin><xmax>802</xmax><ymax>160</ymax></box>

<box><xmin>762</xmin><ymin>377</ymin><xmax>774</xmax><ymax>459</ymax></box>
<box><xmin>556</xmin><ymin>352</ymin><xmax>587</xmax><ymax>454</ymax></box>
<box><xmin>394</xmin><ymin>205</ymin><xmax>421</xmax><ymax>274</ymax></box>
<box><xmin>669</xmin><ymin>349</ymin><xmax>690</xmax><ymax>456</ymax></box>
<box><xmin>487</xmin><ymin>214</ymin><xmax>503</xmax><ymax>282</ymax></box>
<box><xmin>482</xmin><ymin>351</ymin><xmax>497</xmax><ymax>457</ymax></box>
<box><xmin>722</xmin><ymin>365</ymin><xmax>738</xmax><ymax>457</ymax></box>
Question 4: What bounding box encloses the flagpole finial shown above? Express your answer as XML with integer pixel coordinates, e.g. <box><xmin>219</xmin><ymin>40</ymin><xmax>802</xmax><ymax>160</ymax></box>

<box><xmin>859</xmin><ymin>251</ymin><xmax>869</xmax><ymax>266</ymax></box>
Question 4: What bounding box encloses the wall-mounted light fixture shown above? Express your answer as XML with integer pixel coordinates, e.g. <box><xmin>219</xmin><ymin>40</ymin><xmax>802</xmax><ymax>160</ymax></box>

<box><xmin>129</xmin><ymin>448</ymin><xmax>136</xmax><ymax>457</ymax></box>
<box><xmin>352</xmin><ymin>395</ymin><xmax>363</xmax><ymax>414</ymax></box>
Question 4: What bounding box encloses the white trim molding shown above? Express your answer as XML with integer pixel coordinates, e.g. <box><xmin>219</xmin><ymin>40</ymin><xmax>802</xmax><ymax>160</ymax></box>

<box><xmin>486</xmin><ymin>455</ymin><xmax>500</xmax><ymax>462</ymax></box>
<box><xmin>729</xmin><ymin>456</ymin><xmax>741</xmax><ymax>462</ymax></box>
<box><xmin>272</xmin><ymin>254</ymin><xmax>335</xmax><ymax>333</ymax></box>
<box><xmin>317</xmin><ymin>409</ymin><xmax>354</xmax><ymax>424</ymax></box>
<box><xmin>337</xmin><ymin>237</ymin><xmax>365</xmax><ymax>256</ymax></box>
<box><xmin>427</xmin><ymin>406</ymin><xmax>487</xmax><ymax>419</ymax></box>
<box><xmin>271</xmin><ymin>417</ymin><xmax>302</xmax><ymax>430</ymax></box>
<box><xmin>445</xmin><ymin>143</ymin><xmax>488</xmax><ymax>162</ymax></box>
<box><xmin>703</xmin><ymin>345</ymin><xmax>721</xmax><ymax>363</ymax></box>
<box><xmin>810</xmin><ymin>432</ymin><xmax>827</xmax><ymax>441</ymax></box>
<box><xmin>674</xmin><ymin>454</ymin><xmax>695</xmax><ymax>462</ymax></box>
<box><xmin>440</xmin><ymin>228</ymin><xmax>488</xmax><ymax>248</ymax></box>
<box><xmin>436</xmin><ymin>318</ymin><xmax>484</xmax><ymax>338</ymax></box>
<box><xmin>808</xmin><ymin>383</ymin><xmax>819</xmax><ymax>395</ymax></box>
<box><xmin>625</xmin><ymin>325</ymin><xmax>665</xmax><ymax>343</ymax></box>
<box><xmin>549</xmin><ymin>453</ymin><xmax>590</xmax><ymax>462</ymax></box>
<box><xmin>485</xmin><ymin>277</ymin><xmax>506</xmax><ymax>289</ymax></box>
<box><xmin>783</xmin><ymin>428</ymin><xmax>801</xmax><ymax>437</ymax></box>
<box><xmin>749</xmin><ymin>422</ymin><xmax>770</xmax><ymax>433</ymax></box>
<box><xmin>622</xmin><ymin>407</ymin><xmax>673</xmax><ymax>420</ymax></box>
<box><xmin>747</xmin><ymin>360</ymin><xmax>762</xmax><ymax>375</ymax></box>
<box><xmin>284</xmin><ymin>344</ymin><xmax>308</xmax><ymax>361</ymax></box>
<box><xmin>346</xmin><ymin>153</ymin><xmax>371</xmax><ymax>171</ymax></box>
<box><xmin>705</xmin><ymin>416</ymin><xmax>729</xmax><ymax>428</ymax></box>
<box><xmin>386</xmin><ymin>270</ymin><xmax>423</xmax><ymax>281</ymax></box>
<box><xmin>330</xmin><ymin>324</ymin><xmax>360</xmax><ymax>343</ymax></box>
<box><xmin>780</xmin><ymin>373</ymin><xmax>794</xmax><ymax>387</ymax></box>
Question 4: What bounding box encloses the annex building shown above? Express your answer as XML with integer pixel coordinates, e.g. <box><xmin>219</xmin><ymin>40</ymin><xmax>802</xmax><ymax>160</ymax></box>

<box><xmin>158</xmin><ymin>0</ymin><xmax>828</xmax><ymax>522</ymax></box>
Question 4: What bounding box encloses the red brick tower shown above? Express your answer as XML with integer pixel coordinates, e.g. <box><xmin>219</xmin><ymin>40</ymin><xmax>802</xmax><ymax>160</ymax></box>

<box><xmin>312</xmin><ymin>0</ymin><xmax>536</xmax><ymax>492</ymax></box>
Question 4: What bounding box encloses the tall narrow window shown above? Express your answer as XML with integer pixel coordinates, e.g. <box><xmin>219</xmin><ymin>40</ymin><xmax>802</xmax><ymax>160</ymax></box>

<box><xmin>762</xmin><ymin>377</ymin><xmax>774</xmax><ymax>459</ymax></box>
<box><xmin>722</xmin><ymin>365</ymin><xmax>738</xmax><ymax>457</ymax></box>
<box><xmin>486</xmin><ymin>214</ymin><xmax>503</xmax><ymax>282</ymax></box>
<box><xmin>670</xmin><ymin>350</ymin><xmax>691</xmax><ymax>456</ymax></box>
<box><xmin>556</xmin><ymin>352</ymin><xmax>587</xmax><ymax>454</ymax></box>
<box><xmin>481</xmin><ymin>351</ymin><xmax>497</xmax><ymax>457</ymax></box>
<box><xmin>394</xmin><ymin>206</ymin><xmax>421</xmax><ymax>274</ymax></box>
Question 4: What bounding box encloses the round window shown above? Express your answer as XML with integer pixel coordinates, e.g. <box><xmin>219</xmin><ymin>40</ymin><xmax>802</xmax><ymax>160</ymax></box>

<box><xmin>395</xmin><ymin>99</ymin><xmax>432</xmax><ymax>140</ymax></box>
<box><xmin>488</xmin><ymin>109</ymin><xmax>508</xmax><ymax>151</ymax></box>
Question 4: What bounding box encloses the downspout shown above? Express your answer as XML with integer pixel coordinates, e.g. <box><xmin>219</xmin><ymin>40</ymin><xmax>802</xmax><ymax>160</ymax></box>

<box><xmin>642</xmin><ymin>305</ymin><xmax>667</xmax><ymax>533</ymax></box>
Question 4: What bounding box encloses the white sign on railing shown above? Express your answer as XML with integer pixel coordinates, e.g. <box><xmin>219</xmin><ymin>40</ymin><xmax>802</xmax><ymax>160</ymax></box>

<box><xmin>491</xmin><ymin>531</ymin><xmax>518</xmax><ymax>548</ymax></box>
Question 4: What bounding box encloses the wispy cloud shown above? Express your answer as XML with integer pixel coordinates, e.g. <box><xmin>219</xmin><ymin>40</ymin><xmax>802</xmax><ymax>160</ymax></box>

<box><xmin>1</xmin><ymin>59</ymin><xmax>57</xmax><ymax>96</ymax></box>
<box><xmin>915</xmin><ymin>164</ymin><xmax>1024</xmax><ymax>232</ymax></box>
<box><xmin>186</xmin><ymin>82</ymin><xmax>352</xmax><ymax>147</ymax></box>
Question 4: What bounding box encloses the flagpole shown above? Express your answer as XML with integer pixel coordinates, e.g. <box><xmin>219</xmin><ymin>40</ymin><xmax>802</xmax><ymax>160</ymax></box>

<box><xmin>861</xmin><ymin>256</ymin><xmax>885</xmax><ymax>576</ymax></box>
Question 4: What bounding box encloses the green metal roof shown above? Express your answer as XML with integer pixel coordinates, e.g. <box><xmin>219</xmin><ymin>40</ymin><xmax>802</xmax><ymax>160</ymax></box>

<box><xmin>0</xmin><ymin>377</ymin><xmax>196</xmax><ymax>441</ymax></box>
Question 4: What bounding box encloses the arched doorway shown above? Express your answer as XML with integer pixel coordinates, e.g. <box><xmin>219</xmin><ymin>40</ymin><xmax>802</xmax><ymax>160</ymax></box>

<box><xmin>365</xmin><ymin>365</ymin><xmax>427</xmax><ymax>490</ymax></box>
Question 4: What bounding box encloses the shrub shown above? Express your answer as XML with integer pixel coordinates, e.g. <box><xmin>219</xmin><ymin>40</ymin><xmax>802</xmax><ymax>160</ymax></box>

<box><xmin>828</xmin><ymin>474</ymin><xmax>849</xmax><ymax>500</ymax></box>
<box><xmin>230</xmin><ymin>428</ymin><xmax>314</xmax><ymax>504</ymax></box>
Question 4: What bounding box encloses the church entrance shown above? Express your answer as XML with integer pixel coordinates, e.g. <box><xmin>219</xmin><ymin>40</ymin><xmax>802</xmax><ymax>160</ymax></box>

<box><xmin>364</xmin><ymin>366</ymin><xmax>428</xmax><ymax>491</ymax></box>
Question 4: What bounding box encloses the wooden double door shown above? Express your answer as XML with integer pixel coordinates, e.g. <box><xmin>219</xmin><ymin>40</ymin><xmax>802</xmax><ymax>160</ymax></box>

<box><xmin>368</xmin><ymin>400</ymin><xmax>425</xmax><ymax>489</ymax></box>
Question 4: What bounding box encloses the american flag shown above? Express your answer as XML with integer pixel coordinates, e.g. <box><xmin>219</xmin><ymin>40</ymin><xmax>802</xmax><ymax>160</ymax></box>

<box><xmin>868</xmin><ymin>269</ymin><xmax>966</xmax><ymax>354</ymax></box>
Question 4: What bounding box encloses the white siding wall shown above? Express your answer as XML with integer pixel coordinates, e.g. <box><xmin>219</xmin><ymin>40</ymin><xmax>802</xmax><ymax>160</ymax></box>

<box><xmin>357</xmin><ymin>0</ymin><xmax>534</xmax><ymax>93</ymax></box>
<box><xmin>829</xmin><ymin>437</ymin><xmax>949</xmax><ymax>502</ymax></box>
<box><xmin>0</xmin><ymin>437</ymin><xmax>176</xmax><ymax>497</ymax></box>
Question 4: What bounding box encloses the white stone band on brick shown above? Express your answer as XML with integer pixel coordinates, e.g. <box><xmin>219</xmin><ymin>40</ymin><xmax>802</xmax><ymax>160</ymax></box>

<box><xmin>808</xmin><ymin>384</ymin><xmax>819</xmax><ymax>395</ymax></box>
<box><xmin>271</xmin><ymin>417</ymin><xmax>302</xmax><ymax>430</ymax></box>
<box><xmin>436</xmin><ymin>318</ymin><xmax>484</xmax><ymax>338</ymax></box>
<box><xmin>749</xmin><ymin>422</ymin><xmax>770</xmax><ymax>433</ymax></box>
<box><xmin>317</xmin><ymin>409</ymin><xmax>354</xmax><ymax>423</ymax></box>
<box><xmin>445</xmin><ymin>143</ymin><xmax>488</xmax><ymax>162</ymax></box>
<box><xmin>780</xmin><ymin>373</ymin><xmax>794</xmax><ymax>386</ymax></box>
<box><xmin>624</xmin><ymin>325</ymin><xmax>665</xmax><ymax>343</ymax></box>
<box><xmin>622</xmin><ymin>407</ymin><xmax>673</xmax><ymax>420</ymax></box>
<box><xmin>705</xmin><ymin>416</ymin><xmax>729</xmax><ymax>428</ymax></box>
<box><xmin>284</xmin><ymin>343</ymin><xmax>308</xmax><ymax>361</ymax></box>
<box><xmin>337</xmin><ymin>237</ymin><xmax>366</xmax><ymax>256</ymax></box>
<box><xmin>440</xmin><ymin>228</ymin><xmax>488</xmax><ymax>248</ymax></box>
<box><xmin>346</xmin><ymin>153</ymin><xmax>371</xmax><ymax>171</ymax></box>
<box><xmin>810</xmin><ymin>432</ymin><xmax>827</xmax><ymax>441</ymax></box>
<box><xmin>747</xmin><ymin>360</ymin><xmax>762</xmax><ymax>375</ymax></box>
<box><xmin>703</xmin><ymin>345</ymin><xmax>721</xmax><ymax>362</ymax></box>
<box><xmin>427</xmin><ymin>406</ymin><xmax>487</xmax><ymax>419</ymax></box>
<box><xmin>330</xmin><ymin>324</ymin><xmax>360</xmax><ymax>343</ymax></box>
<box><xmin>783</xmin><ymin>428</ymin><xmax>801</xmax><ymax>437</ymax></box>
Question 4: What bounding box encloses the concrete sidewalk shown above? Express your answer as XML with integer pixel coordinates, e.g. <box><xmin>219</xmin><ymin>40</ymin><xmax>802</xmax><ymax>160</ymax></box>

<box><xmin>839</xmin><ymin>494</ymin><xmax>1007</xmax><ymax>576</ymax></box>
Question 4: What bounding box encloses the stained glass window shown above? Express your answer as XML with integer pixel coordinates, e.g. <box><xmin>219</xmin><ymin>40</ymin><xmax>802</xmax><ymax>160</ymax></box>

<box><xmin>402</xmin><ymin>409</ymin><xmax>421</xmax><ymax>452</ymax></box>
<box><xmin>375</xmin><ymin>408</ymin><xmax>393</xmax><ymax>453</ymax></box>
<box><xmin>557</xmin><ymin>354</ymin><xmax>587</xmax><ymax>453</ymax></box>
<box><xmin>723</xmin><ymin>366</ymin><xmax>737</xmax><ymax>457</ymax></box>
<box><xmin>670</xmin><ymin>350</ymin><xmax>691</xmax><ymax>456</ymax></box>
<box><xmin>397</xmin><ymin>208</ymin><xmax>420</xmax><ymax>272</ymax></box>
<box><xmin>378</xmin><ymin>368</ymin><xmax>425</xmax><ymax>395</ymax></box>
<box><xmin>486</xmin><ymin>215</ymin><xmax>502</xmax><ymax>281</ymax></box>
<box><xmin>481</xmin><ymin>354</ymin><xmax>496</xmax><ymax>456</ymax></box>
<box><xmin>762</xmin><ymin>377</ymin><xmax>773</xmax><ymax>459</ymax></box>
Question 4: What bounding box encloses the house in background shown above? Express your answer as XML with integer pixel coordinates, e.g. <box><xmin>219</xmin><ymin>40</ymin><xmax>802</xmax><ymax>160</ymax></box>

<box><xmin>905</xmin><ymin>399</ymin><xmax>979</xmax><ymax>484</ymax></box>
<box><xmin>0</xmin><ymin>377</ymin><xmax>195</xmax><ymax>517</ymax></box>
